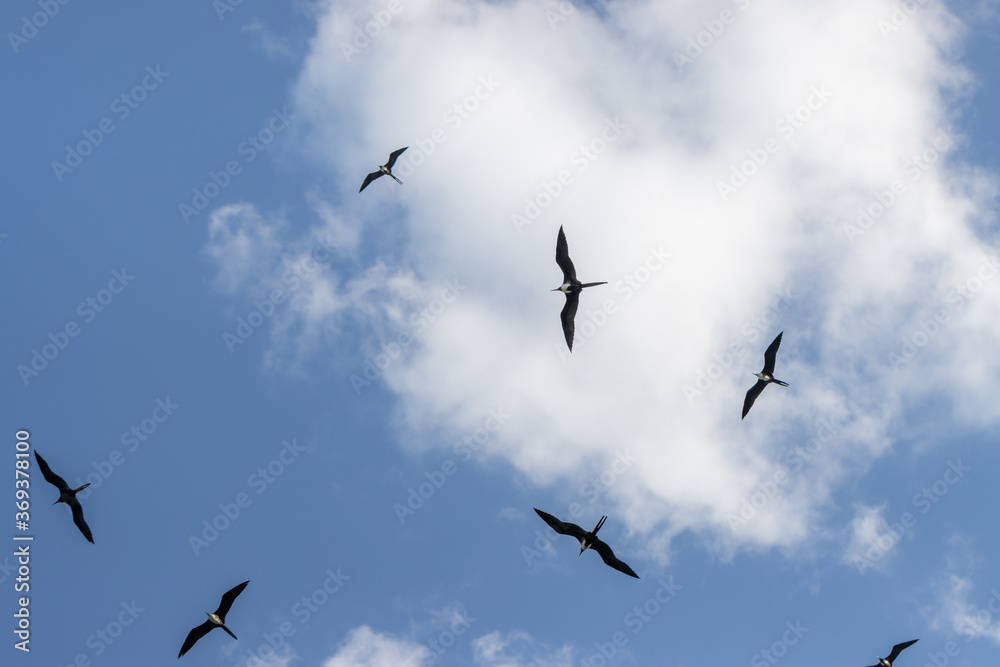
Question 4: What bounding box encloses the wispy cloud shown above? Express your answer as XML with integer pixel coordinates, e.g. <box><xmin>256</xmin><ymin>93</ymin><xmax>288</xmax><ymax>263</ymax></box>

<box><xmin>927</xmin><ymin>537</ymin><xmax>1000</xmax><ymax>644</ymax></box>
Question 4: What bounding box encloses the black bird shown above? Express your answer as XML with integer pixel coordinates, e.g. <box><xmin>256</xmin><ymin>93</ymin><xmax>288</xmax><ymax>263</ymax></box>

<box><xmin>552</xmin><ymin>226</ymin><xmax>607</xmax><ymax>351</ymax></box>
<box><xmin>178</xmin><ymin>581</ymin><xmax>249</xmax><ymax>658</ymax></box>
<box><xmin>34</xmin><ymin>451</ymin><xmax>93</xmax><ymax>543</ymax></box>
<box><xmin>867</xmin><ymin>639</ymin><xmax>918</xmax><ymax>667</ymax></box>
<box><xmin>742</xmin><ymin>331</ymin><xmax>788</xmax><ymax>419</ymax></box>
<box><xmin>359</xmin><ymin>147</ymin><xmax>408</xmax><ymax>192</ymax></box>
<box><xmin>534</xmin><ymin>508</ymin><xmax>638</xmax><ymax>578</ymax></box>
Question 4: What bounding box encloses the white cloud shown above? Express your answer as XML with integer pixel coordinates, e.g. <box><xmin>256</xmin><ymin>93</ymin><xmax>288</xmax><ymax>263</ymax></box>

<box><xmin>928</xmin><ymin>539</ymin><xmax>1000</xmax><ymax>644</ymax></box>
<box><xmin>237</xmin><ymin>647</ymin><xmax>296</xmax><ymax>667</ymax></box>
<box><xmin>323</xmin><ymin>626</ymin><xmax>431</xmax><ymax>667</ymax></box>
<box><xmin>201</xmin><ymin>203</ymin><xmax>426</xmax><ymax>373</ymax></box>
<box><xmin>203</xmin><ymin>203</ymin><xmax>288</xmax><ymax>294</ymax></box>
<box><xmin>205</xmin><ymin>0</ymin><xmax>1000</xmax><ymax>561</ymax></box>
<box><xmin>242</xmin><ymin>17</ymin><xmax>296</xmax><ymax>59</ymax></box>
<box><xmin>472</xmin><ymin>630</ymin><xmax>573</xmax><ymax>667</ymax></box>
<box><xmin>321</xmin><ymin>625</ymin><xmax>572</xmax><ymax>667</ymax></box>
<box><xmin>842</xmin><ymin>503</ymin><xmax>907</xmax><ymax>574</ymax></box>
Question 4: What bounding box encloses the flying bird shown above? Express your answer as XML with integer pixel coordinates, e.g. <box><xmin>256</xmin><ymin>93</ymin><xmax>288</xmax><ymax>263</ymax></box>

<box><xmin>867</xmin><ymin>639</ymin><xmax>918</xmax><ymax>667</ymax></box>
<box><xmin>35</xmin><ymin>451</ymin><xmax>94</xmax><ymax>543</ymax></box>
<box><xmin>534</xmin><ymin>508</ymin><xmax>639</xmax><ymax>578</ymax></box>
<box><xmin>359</xmin><ymin>147</ymin><xmax>408</xmax><ymax>192</ymax></box>
<box><xmin>552</xmin><ymin>225</ymin><xmax>607</xmax><ymax>351</ymax></box>
<box><xmin>742</xmin><ymin>331</ymin><xmax>788</xmax><ymax>420</ymax></box>
<box><xmin>178</xmin><ymin>580</ymin><xmax>249</xmax><ymax>658</ymax></box>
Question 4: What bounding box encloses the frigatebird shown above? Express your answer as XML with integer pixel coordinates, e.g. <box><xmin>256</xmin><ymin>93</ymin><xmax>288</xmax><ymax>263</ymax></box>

<box><xmin>34</xmin><ymin>451</ymin><xmax>94</xmax><ymax>543</ymax></box>
<box><xmin>552</xmin><ymin>226</ymin><xmax>607</xmax><ymax>351</ymax></box>
<box><xmin>742</xmin><ymin>331</ymin><xmax>788</xmax><ymax>420</ymax></box>
<box><xmin>534</xmin><ymin>508</ymin><xmax>638</xmax><ymax>578</ymax></box>
<box><xmin>867</xmin><ymin>639</ymin><xmax>918</xmax><ymax>667</ymax></box>
<box><xmin>178</xmin><ymin>580</ymin><xmax>249</xmax><ymax>658</ymax></box>
<box><xmin>359</xmin><ymin>147</ymin><xmax>408</xmax><ymax>192</ymax></box>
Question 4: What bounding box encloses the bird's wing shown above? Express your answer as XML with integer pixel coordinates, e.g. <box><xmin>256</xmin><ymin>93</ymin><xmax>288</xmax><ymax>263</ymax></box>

<box><xmin>69</xmin><ymin>499</ymin><xmax>94</xmax><ymax>543</ymax></box>
<box><xmin>384</xmin><ymin>146</ymin><xmax>408</xmax><ymax>169</ymax></box>
<box><xmin>762</xmin><ymin>331</ymin><xmax>783</xmax><ymax>375</ymax></box>
<box><xmin>34</xmin><ymin>451</ymin><xmax>70</xmax><ymax>492</ymax></box>
<box><xmin>560</xmin><ymin>292</ymin><xmax>580</xmax><ymax>352</ymax></box>
<box><xmin>215</xmin><ymin>580</ymin><xmax>250</xmax><ymax>620</ymax></box>
<box><xmin>555</xmin><ymin>226</ymin><xmax>577</xmax><ymax>282</ymax></box>
<box><xmin>591</xmin><ymin>539</ymin><xmax>640</xmax><ymax>578</ymax></box>
<box><xmin>887</xmin><ymin>639</ymin><xmax>918</xmax><ymax>662</ymax></box>
<box><xmin>742</xmin><ymin>379</ymin><xmax>768</xmax><ymax>420</ymax></box>
<box><xmin>178</xmin><ymin>620</ymin><xmax>215</xmax><ymax>658</ymax></box>
<box><xmin>359</xmin><ymin>171</ymin><xmax>383</xmax><ymax>192</ymax></box>
<box><xmin>534</xmin><ymin>508</ymin><xmax>588</xmax><ymax>541</ymax></box>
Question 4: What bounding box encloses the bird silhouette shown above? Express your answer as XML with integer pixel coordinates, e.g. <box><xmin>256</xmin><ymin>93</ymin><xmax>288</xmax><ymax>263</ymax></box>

<box><xmin>742</xmin><ymin>331</ymin><xmax>788</xmax><ymax>419</ymax></box>
<box><xmin>534</xmin><ymin>508</ymin><xmax>638</xmax><ymax>578</ymax></box>
<box><xmin>178</xmin><ymin>580</ymin><xmax>249</xmax><ymax>658</ymax></box>
<box><xmin>35</xmin><ymin>451</ymin><xmax>94</xmax><ymax>543</ymax></box>
<box><xmin>552</xmin><ymin>226</ymin><xmax>607</xmax><ymax>351</ymax></box>
<box><xmin>867</xmin><ymin>639</ymin><xmax>918</xmax><ymax>667</ymax></box>
<box><xmin>359</xmin><ymin>147</ymin><xmax>408</xmax><ymax>192</ymax></box>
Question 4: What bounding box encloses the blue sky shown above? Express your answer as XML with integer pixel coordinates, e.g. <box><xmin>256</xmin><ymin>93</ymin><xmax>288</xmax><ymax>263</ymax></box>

<box><xmin>3</xmin><ymin>1</ymin><xmax>1000</xmax><ymax>666</ymax></box>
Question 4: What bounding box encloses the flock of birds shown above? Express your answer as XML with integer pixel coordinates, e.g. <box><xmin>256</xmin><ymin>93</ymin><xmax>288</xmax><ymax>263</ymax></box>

<box><xmin>33</xmin><ymin>147</ymin><xmax>916</xmax><ymax>664</ymax></box>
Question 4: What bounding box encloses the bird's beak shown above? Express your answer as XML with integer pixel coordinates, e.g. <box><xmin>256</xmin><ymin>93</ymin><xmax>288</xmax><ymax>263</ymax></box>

<box><xmin>551</xmin><ymin>288</ymin><xmax>560</xmax><ymax>291</ymax></box>
<box><xmin>578</xmin><ymin>547</ymin><xmax>584</xmax><ymax>556</ymax></box>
